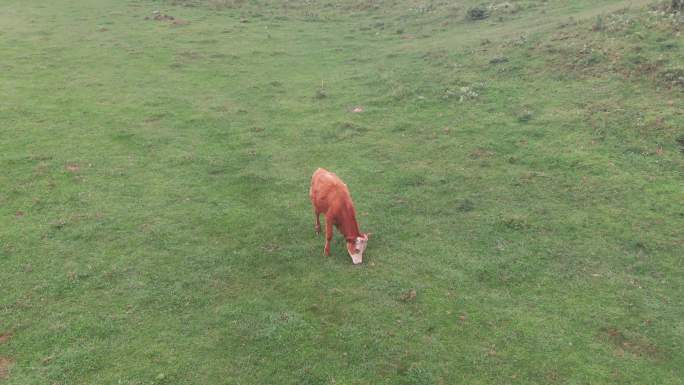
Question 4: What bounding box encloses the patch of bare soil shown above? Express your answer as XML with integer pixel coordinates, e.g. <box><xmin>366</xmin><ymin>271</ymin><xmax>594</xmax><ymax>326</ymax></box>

<box><xmin>65</xmin><ymin>163</ymin><xmax>80</xmax><ymax>173</ymax></box>
<box><xmin>469</xmin><ymin>148</ymin><xmax>495</xmax><ymax>159</ymax></box>
<box><xmin>0</xmin><ymin>357</ymin><xmax>15</xmax><ymax>380</ymax></box>
<box><xmin>399</xmin><ymin>289</ymin><xmax>417</xmax><ymax>302</ymax></box>
<box><xmin>0</xmin><ymin>332</ymin><xmax>11</xmax><ymax>344</ymax></box>
<box><xmin>603</xmin><ymin>328</ymin><xmax>661</xmax><ymax>360</ymax></box>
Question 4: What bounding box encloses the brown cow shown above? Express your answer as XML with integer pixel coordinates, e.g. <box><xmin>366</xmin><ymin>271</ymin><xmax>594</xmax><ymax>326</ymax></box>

<box><xmin>309</xmin><ymin>168</ymin><xmax>370</xmax><ymax>264</ymax></box>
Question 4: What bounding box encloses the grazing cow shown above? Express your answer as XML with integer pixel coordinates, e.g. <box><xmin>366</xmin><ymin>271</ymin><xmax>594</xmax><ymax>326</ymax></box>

<box><xmin>309</xmin><ymin>168</ymin><xmax>370</xmax><ymax>264</ymax></box>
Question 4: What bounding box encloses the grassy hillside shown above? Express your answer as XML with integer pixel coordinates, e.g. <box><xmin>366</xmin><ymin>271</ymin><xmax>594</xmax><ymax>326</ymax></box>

<box><xmin>1</xmin><ymin>0</ymin><xmax>682</xmax><ymax>384</ymax></box>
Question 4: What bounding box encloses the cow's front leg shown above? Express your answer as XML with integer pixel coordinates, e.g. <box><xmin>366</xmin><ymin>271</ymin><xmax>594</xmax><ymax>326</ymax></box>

<box><xmin>324</xmin><ymin>218</ymin><xmax>333</xmax><ymax>256</ymax></box>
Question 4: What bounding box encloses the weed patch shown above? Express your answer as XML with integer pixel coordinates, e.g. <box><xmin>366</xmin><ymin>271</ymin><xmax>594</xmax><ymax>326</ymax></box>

<box><xmin>466</xmin><ymin>6</ymin><xmax>489</xmax><ymax>21</ymax></box>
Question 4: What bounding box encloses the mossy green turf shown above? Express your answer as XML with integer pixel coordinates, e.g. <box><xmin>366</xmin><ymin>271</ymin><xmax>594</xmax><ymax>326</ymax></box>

<box><xmin>1</xmin><ymin>0</ymin><xmax>683</xmax><ymax>383</ymax></box>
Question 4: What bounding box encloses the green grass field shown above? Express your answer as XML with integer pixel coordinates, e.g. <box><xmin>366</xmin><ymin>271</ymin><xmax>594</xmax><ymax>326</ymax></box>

<box><xmin>1</xmin><ymin>0</ymin><xmax>683</xmax><ymax>383</ymax></box>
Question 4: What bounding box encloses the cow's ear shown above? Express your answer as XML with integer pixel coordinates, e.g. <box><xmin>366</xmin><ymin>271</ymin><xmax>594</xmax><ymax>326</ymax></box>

<box><xmin>364</xmin><ymin>233</ymin><xmax>371</xmax><ymax>240</ymax></box>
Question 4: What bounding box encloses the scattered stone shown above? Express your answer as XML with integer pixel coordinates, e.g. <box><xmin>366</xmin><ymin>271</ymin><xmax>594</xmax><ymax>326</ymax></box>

<box><xmin>146</xmin><ymin>10</ymin><xmax>176</xmax><ymax>21</ymax></box>
<box><xmin>517</xmin><ymin>109</ymin><xmax>533</xmax><ymax>122</ymax></box>
<box><xmin>156</xmin><ymin>13</ymin><xmax>174</xmax><ymax>21</ymax></box>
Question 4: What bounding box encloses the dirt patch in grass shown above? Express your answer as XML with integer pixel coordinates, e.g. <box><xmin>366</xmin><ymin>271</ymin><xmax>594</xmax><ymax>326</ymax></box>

<box><xmin>65</xmin><ymin>163</ymin><xmax>80</xmax><ymax>173</ymax></box>
<box><xmin>0</xmin><ymin>332</ymin><xmax>11</xmax><ymax>344</ymax></box>
<box><xmin>602</xmin><ymin>328</ymin><xmax>662</xmax><ymax>360</ymax></box>
<box><xmin>469</xmin><ymin>148</ymin><xmax>495</xmax><ymax>159</ymax></box>
<box><xmin>399</xmin><ymin>289</ymin><xmax>417</xmax><ymax>302</ymax></box>
<box><xmin>0</xmin><ymin>357</ymin><xmax>15</xmax><ymax>380</ymax></box>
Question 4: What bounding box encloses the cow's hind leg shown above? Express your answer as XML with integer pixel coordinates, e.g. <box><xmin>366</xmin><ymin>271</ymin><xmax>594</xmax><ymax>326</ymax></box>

<box><xmin>324</xmin><ymin>217</ymin><xmax>333</xmax><ymax>256</ymax></box>
<box><xmin>314</xmin><ymin>210</ymin><xmax>321</xmax><ymax>235</ymax></box>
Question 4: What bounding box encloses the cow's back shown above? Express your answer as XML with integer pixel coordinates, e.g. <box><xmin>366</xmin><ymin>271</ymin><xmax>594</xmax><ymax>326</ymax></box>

<box><xmin>310</xmin><ymin>168</ymin><xmax>351</xmax><ymax>214</ymax></box>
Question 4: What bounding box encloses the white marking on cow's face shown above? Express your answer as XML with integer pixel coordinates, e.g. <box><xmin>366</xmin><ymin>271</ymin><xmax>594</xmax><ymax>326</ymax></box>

<box><xmin>347</xmin><ymin>236</ymin><xmax>368</xmax><ymax>265</ymax></box>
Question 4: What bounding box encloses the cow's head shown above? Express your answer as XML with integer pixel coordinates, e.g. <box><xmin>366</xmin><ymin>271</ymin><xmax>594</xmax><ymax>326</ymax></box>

<box><xmin>346</xmin><ymin>233</ymin><xmax>370</xmax><ymax>265</ymax></box>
